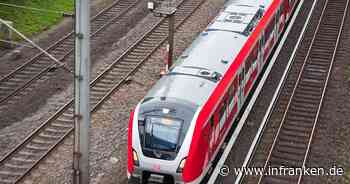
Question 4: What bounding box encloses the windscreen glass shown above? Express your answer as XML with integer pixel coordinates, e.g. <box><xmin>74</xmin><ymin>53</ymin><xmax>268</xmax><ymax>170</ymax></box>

<box><xmin>145</xmin><ymin>116</ymin><xmax>182</xmax><ymax>152</ymax></box>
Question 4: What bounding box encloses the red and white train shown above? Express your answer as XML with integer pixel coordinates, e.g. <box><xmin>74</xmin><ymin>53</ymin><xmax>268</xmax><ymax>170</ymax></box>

<box><xmin>128</xmin><ymin>0</ymin><xmax>299</xmax><ymax>183</ymax></box>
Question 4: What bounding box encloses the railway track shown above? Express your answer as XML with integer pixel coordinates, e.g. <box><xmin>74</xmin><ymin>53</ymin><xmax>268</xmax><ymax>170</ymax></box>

<box><xmin>241</xmin><ymin>0</ymin><xmax>349</xmax><ymax>183</ymax></box>
<box><xmin>0</xmin><ymin>0</ymin><xmax>140</xmax><ymax>108</ymax></box>
<box><xmin>0</xmin><ymin>0</ymin><xmax>205</xmax><ymax>183</ymax></box>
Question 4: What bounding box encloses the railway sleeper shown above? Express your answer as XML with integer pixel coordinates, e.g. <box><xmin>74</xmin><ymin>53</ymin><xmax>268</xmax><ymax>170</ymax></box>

<box><xmin>49</xmin><ymin>49</ymin><xmax>67</xmax><ymax>56</ymax></box>
<box><xmin>90</xmin><ymin>96</ymin><xmax>103</xmax><ymax>104</ymax></box>
<box><xmin>142</xmin><ymin>39</ymin><xmax>159</xmax><ymax>45</ymax></box>
<box><xmin>287</xmin><ymin>110</ymin><xmax>316</xmax><ymax>119</ymax></box>
<box><xmin>38</xmin><ymin>131</ymin><xmax>62</xmax><ymax>139</ymax></box>
<box><xmin>61</xmin><ymin>112</ymin><xmax>74</xmax><ymax>118</ymax></box>
<box><xmin>311</xmin><ymin>46</ymin><xmax>335</xmax><ymax>54</ymax></box>
<box><xmin>27</xmin><ymin>141</ymin><xmax>52</xmax><ymax>150</ymax></box>
<box><xmin>271</xmin><ymin>151</ymin><xmax>303</xmax><ymax>163</ymax></box>
<box><xmin>92</xmin><ymin>86</ymin><xmax>111</xmax><ymax>93</ymax></box>
<box><xmin>0</xmin><ymin>170</ymin><xmax>22</xmax><ymax>177</ymax></box>
<box><xmin>282</xmin><ymin>124</ymin><xmax>313</xmax><ymax>134</ymax></box>
<box><xmin>289</xmin><ymin>104</ymin><xmax>317</xmax><ymax>114</ymax></box>
<box><xmin>53</xmin><ymin>43</ymin><xmax>73</xmax><ymax>50</ymax></box>
<box><xmin>309</xmin><ymin>53</ymin><xmax>333</xmax><ymax>60</ymax></box>
<box><xmin>111</xmin><ymin>67</ymin><xmax>134</xmax><ymax>73</ymax></box>
<box><xmin>0</xmin><ymin>178</ymin><xmax>16</xmax><ymax>184</ymax></box>
<box><xmin>277</xmin><ymin>140</ymin><xmax>307</xmax><ymax>150</ymax></box>
<box><xmin>284</xmin><ymin>119</ymin><xmax>314</xmax><ymax>129</ymax></box>
<box><xmin>99</xmin><ymin>78</ymin><xmax>115</xmax><ymax>85</ymax></box>
<box><xmin>294</xmin><ymin>91</ymin><xmax>322</xmax><ymax>100</ymax></box>
<box><xmin>97</xmin><ymin>74</ymin><xmax>119</xmax><ymax>81</ymax></box>
<box><xmin>148</xmin><ymin>33</ymin><xmax>167</xmax><ymax>39</ymax></box>
<box><xmin>45</xmin><ymin>127</ymin><xmax>68</xmax><ymax>134</ymax></box>
<box><xmin>57</xmin><ymin>117</ymin><xmax>74</xmax><ymax>123</ymax></box>
<box><xmin>125</xmin><ymin>55</ymin><xmax>144</xmax><ymax>61</ymax></box>
<box><xmin>0</xmin><ymin>82</ymin><xmax>19</xmax><ymax>89</ymax></box>
<box><xmin>93</xmin><ymin>83</ymin><xmax>110</xmax><ymax>90</ymax></box>
<box><xmin>32</xmin><ymin>137</ymin><xmax>56</xmax><ymax>145</ymax></box>
<box><xmin>91</xmin><ymin>90</ymin><xmax>108</xmax><ymax>97</ymax></box>
<box><xmin>300</xmin><ymin>73</ymin><xmax>326</xmax><ymax>81</ymax></box>
<box><xmin>4</xmin><ymin>163</ymin><xmax>30</xmax><ymax>170</ymax></box>
<box><xmin>133</xmin><ymin>46</ymin><xmax>154</xmax><ymax>53</ymax></box>
<box><xmin>11</xmin><ymin>157</ymin><xmax>36</xmax><ymax>164</ymax></box>
<box><xmin>269</xmin><ymin>156</ymin><xmax>301</xmax><ymax>168</ymax></box>
<box><xmin>7</xmin><ymin>77</ymin><xmax>26</xmax><ymax>83</ymax></box>
<box><xmin>308</xmin><ymin>62</ymin><xmax>330</xmax><ymax>69</ymax></box>
<box><xmin>279</xmin><ymin>134</ymin><xmax>309</xmax><ymax>144</ymax></box>
<box><xmin>119</xmin><ymin>60</ymin><xmax>139</xmax><ymax>66</ymax></box>
<box><xmin>20</xmin><ymin>68</ymin><xmax>44</xmax><ymax>74</ymax></box>
<box><xmin>292</xmin><ymin>96</ymin><xmax>320</xmax><ymax>105</ymax></box>
<box><xmin>139</xmin><ymin>42</ymin><xmax>157</xmax><ymax>48</ymax></box>
<box><xmin>50</xmin><ymin>122</ymin><xmax>72</xmax><ymax>129</ymax></box>
<box><xmin>263</xmin><ymin>175</ymin><xmax>298</xmax><ymax>184</ymax></box>
<box><xmin>313</xmin><ymin>36</ymin><xmax>338</xmax><ymax>43</ymax></box>
<box><xmin>311</xmin><ymin>43</ymin><xmax>337</xmax><ymax>51</ymax></box>
<box><xmin>280</xmin><ymin>129</ymin><xmax>310</xmax><ymax>139</ymax></box>
<box><xmin>304</xmin><ymin>63</ymin><xmax>328</xmax><ymax>70</ymax></box>
<box><xmin>17</xmin><ymin>150</ymin><xmax>37</xmax><ymax>157</ymax></box>
<box><xmin>128</xmin><ymin>50</ymin><xmax>148</xmax><ymax>56</ymax></box>
<box><xmin>14</xmin><ymin>71</ymin><xmax>37</xmax><ymax>79</ymax></box>
<box><xmin>275</xmin><ymin>143</ymin><xmax>306</xmax><ymax>155</ymax></box>
<box><xmin>303</xmin><ymin>70</ymin><xmax>326</xmax><ymax>78</ymax></box>
<box><xmin>123</xmin><ymin>57</ymin><xmax>143</xmax><ymax>63</ymax></box>
<box><xmin>116</xmin><ymin>64</ymin><xmax>135</xmax><ymax>72</ymax></box>
<box><xmin>297</xmin><ymin>83</ymin><xmax>323</xmax><ymax>92</ymax></box>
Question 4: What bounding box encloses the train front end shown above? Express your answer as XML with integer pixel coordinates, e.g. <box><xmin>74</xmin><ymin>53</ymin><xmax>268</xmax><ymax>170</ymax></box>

<box><xmin>127</xmin><ymin>95</ymin><xmax>197</xmax><ymax>184</ymax></box>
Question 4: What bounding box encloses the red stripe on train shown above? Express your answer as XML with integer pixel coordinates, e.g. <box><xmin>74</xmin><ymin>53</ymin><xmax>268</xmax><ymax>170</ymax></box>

<box><xmin>182</xmin><ymin>0</ymin><xmax>283</xmax><ymax>182</ymax></box>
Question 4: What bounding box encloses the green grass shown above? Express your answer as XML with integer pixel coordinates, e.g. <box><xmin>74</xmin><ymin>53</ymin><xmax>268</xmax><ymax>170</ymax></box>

<box><xmin>0</xmin><ymin>0</ymin><xmax>73</xmax><ymax>38</ymax></box>
<box><xmin>346</xmin><ymin>65</ymin><xmax>350</xmax><ymax>82</ymax></box>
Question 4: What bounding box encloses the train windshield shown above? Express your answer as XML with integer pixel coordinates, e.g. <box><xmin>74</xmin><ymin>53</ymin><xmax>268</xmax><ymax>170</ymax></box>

<box><xmin>144</xmin><ymin>116</ymin><xmax>182</xmax><ymax>152</ymax></box>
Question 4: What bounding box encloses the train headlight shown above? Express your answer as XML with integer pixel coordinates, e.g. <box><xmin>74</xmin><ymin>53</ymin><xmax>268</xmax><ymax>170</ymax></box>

<box><xmin>133</xmin><ymin>149</ymin><xmax>139</xmax><ymax>166</ymax></box>
<box><xmin>177</xmin><ymin>157</ymin><xmax>187</xmax><ymax>173</ymax></box>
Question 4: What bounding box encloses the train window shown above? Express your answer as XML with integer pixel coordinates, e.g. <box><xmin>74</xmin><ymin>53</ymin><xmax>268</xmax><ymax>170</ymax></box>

<box><xmin>228</xmin><ymin>83</ymin><xmax>235</xmax><ymax>111</ymax></box>
<box><xmin>144</xmin><ymin>117</ymin><xmax>182</xmax><ymax>152</ymax></box>
<box><xmin>239</xmin><ymin>70</ymin><xmax>244</xmax><ymax>86</ymax></box>
<box><xmin>219</xmin><ymin>100</ymin><xmax>227</xmax><ymax>129</ymax></box>
<box><xmin>244</xmin><ymin>57</ymin><xmax>251</xmax><ymax>75</ymax></box>
<box><xmin>210</xmin><ymin>116</ymin><xmax>215</xmax><ymax>127</ymax></box>
<box><xmin>245</xmin><ymin>43</ymin><xmax>258</xmax><ymax>75</ymax></box>
<box><xmin>233</xmin><ymin>77</ymin><xmax>238</xmax><ymax>94</ymax></box>
<box><xmin>264</xmin><ymin>16</ymin><xmax>275</xmax><ymax>43</ymax></box>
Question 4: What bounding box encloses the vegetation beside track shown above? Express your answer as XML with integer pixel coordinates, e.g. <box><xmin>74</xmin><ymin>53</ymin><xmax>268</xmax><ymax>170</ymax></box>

<box><xmin>346</xmin><ymin>65</ymin><xmax>350</xmax><ymax>82</ymax></box>
<box><xmin>0</xmin><ymin>0</ymin><xmax>73</xmax><ymax>38</ymax></box>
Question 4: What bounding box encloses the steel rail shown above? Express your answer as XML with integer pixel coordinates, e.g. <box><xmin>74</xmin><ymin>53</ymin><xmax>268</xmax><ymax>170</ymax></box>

<box><xmin>0</xmin><ymin>0</ymin><xmax>205</xmax><ymax>183</ymax></box>
<box><xmin>0</xmin><ymin>0</ymin><xmax>140</xmax><ymax>106</ymax></box>
<box><xmin>254</xmin><ymin>0</ymin><xmax>349</xmax><ymax>183</ymax></box>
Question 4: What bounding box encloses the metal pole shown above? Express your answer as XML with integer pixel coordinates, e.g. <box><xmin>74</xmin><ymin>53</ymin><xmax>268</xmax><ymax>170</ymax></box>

<box><xmin>167</xmin><ymin>13</ymin><xmax>175</xmax><ymax>71</ymax></box>
<box><xmin>73</xmin><ymin>0</ymin><xmax>90</xmax><ymax>183</ymax></box>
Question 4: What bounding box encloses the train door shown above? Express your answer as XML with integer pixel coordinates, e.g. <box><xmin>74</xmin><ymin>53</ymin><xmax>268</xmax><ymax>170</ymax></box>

<box><xmin>211</xmin><ymin>110</ymin><xmax>220</xmax><ymax>151</ymax></box>
<box><xmin>284</xmin><ymin>0</ymin><xmax>290</xmax><ymax>20</ymax></box>
<box><xmin>258</xmin><ymin>37</ymin><xmax>264</xmax><ymax>71</ymax></box>
<box><xmin>278</xmin><ymin>1</ymin><xmax>286</xmax><ymax>35</ymax></box>
<box><xmin>203</xmin><ymin>117</ymin><xmax>215</xmax><ymax>167</ymax></box>
<box><xmin>238</xmin><ymin>68</ymin><xmax>245</xmax><ymax>109</ymax></box>
<box><xmin>228</xmin><ymin>77</ymin><xmax>239</xmax><ymax>120</ymax></box>
<box><xmin>275</xmin><ymin>5</ymin><xmax>281</xmax><ymax>38</ymax></box>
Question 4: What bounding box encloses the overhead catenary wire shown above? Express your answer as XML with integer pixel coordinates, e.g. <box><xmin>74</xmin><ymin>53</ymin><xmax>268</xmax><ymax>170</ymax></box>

<box><xmin>0</xmin><ymin>2</ymin><xmax>73</xmax><ymax>16</ymax></box>
<box><xmin>0</xmin><ymin>18</ymin><xmax>73</xmax><ymax>73</ymax></box>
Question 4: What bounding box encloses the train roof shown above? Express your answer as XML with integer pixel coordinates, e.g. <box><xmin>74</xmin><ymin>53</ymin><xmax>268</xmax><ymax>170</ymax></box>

<box><xmin>144</xmin><ymin>1</ymin><xmax>267</xmax><ymax>107</ymax></box>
